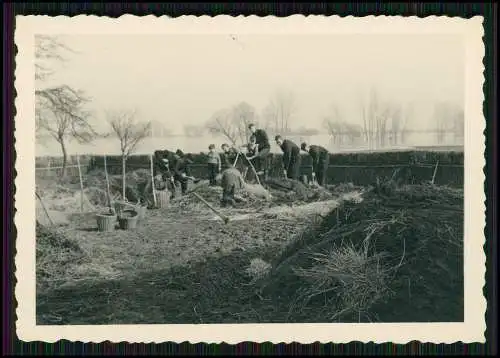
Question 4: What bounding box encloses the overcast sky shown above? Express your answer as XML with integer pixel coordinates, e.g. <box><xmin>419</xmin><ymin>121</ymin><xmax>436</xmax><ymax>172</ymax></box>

<box><xmin>42</xmin><ymin>33</ymin><xmax>465</xmax><ymax>134</ymax></box>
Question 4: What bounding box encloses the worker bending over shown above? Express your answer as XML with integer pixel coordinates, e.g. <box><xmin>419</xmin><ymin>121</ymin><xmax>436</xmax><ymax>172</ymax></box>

<box><xmin>275</xmin><ymin>135</ymin><xmax>302</xmax><ymax>180</ymax></box>
<box><xmin>301</xmin><ymin>142</ymin><xmax>330</xmax><ymax>187</ymax></box>
<box><xmin>217</xmin><ymin>167</ymin><xmax>272</xmax><ymax>207</ymax></box>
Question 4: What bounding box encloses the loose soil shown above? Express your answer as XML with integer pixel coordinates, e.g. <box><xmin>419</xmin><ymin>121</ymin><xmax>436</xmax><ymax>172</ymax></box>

<box><xmin>35</xmin><ymin>171</ymin><xmax>463</xmax><ymax>325</ymax></box>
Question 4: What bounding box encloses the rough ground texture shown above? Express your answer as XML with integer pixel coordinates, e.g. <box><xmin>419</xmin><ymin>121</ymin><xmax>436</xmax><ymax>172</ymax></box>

<box><xmin>36</xmin><ymin>170</ymin><xmax>463</xmax><ymax>324</ymax></box>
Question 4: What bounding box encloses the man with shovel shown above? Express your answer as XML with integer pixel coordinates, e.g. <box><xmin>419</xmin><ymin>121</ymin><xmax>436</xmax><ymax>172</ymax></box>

<box><xmin>301</xmin><ymin>142</ymin><xmax>330</xmax><ymax>187</ymax></box>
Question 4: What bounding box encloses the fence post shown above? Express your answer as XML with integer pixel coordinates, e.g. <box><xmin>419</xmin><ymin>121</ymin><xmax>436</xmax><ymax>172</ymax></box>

<box><xmin>76</xmin><ymin>154</ymin><xmax>84</xmax><ymax>213</ymax></box>
<box><xmin>150</xmin><ymin>155</ymin><xmax>157</xmax><ymax>208</ymax></box>
<box><xmin>104</xmin><ymin>155</ymin><xmax>113</xmax><ymax>211</ymax></box>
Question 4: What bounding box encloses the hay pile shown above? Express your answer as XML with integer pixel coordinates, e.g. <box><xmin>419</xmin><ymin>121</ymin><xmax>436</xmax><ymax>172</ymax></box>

<box><xmin>36</xmin><ymin>223</ymin><xmax>89</xmax><ymax>293</ymax></box>
<box><xmin>262</xmin><ymin>181</ymin><xmax>464</xmax><ymax>323</ymax></box>
<box><xmin>85</xmin><ymin>169</ymin><xmax>152</xmax><ymax>206</ymax></box>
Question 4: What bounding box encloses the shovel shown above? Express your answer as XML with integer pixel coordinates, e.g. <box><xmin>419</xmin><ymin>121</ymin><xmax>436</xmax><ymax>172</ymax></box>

<box><xmin>191</xmin><ymin>192</ymin><xmax>230</xmax><ymax>224</ymax></box>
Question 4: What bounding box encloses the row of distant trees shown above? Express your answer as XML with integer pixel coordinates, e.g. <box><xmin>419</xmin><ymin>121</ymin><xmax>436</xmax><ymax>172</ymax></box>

<box><xmin>35</xmin><ymin>35</ymin><xmax>465</xmax><ymax>184</ymax></box>
<box><xmin>204</xmin><ymin>90</ymin><xmax>465</xmax><ymax>149</ymax></box>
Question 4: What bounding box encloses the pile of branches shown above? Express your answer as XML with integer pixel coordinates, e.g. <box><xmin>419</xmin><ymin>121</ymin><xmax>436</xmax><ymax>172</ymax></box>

<box><xmin>262</xmin><ymin>180</ymin><xmax>464</xmax><ymax>323</ymax></box>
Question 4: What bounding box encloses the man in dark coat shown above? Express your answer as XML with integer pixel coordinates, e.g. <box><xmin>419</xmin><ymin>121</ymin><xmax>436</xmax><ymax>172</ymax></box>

<box><xmin>172</xmin><ymin>149</ymin><xmax>194</xmax><ymax>196</ymax></box>
<box><xmin>247</xmin><ymin>123</ymin><xmax>271</xmax><ymax>177</ymax></box>
<box><xmin>275</xmin><ymin>135</ymin><xmax>301</xmax><ymax>180</ymax></box>
<box><xmin>153</xmin><ymin>150</ymin><xmax>175</xmax><ymax>191</ymax></box>
<box><xmin>218</xmin><ymin>167</ymin><xmax>246</xmax><ymax>207</ymax></box>
<box><xmin>301</xmin><ymin>142</ymin><xmax>330</xmax><ymax>186</ymax></box>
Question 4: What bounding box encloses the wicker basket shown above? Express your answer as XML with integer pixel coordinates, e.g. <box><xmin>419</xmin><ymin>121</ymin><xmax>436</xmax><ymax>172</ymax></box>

<box><xmin>155</xmin><ymin>190</ymin><xmax>170</xmax><ymax>208</ymax></box>
<box><xmin>118</xmin><ymin>209</ymin><xmax>139</xmax><ymax>230</ymax></box>
<box><xmin>96</xmin><ymin>212</ymin><xmax>117</xmax><ymax>232</ymax></box>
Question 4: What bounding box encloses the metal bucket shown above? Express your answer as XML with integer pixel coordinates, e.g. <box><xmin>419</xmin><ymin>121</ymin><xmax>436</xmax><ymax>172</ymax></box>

<box><xmin>137</xmin><ymin>205</ymin><xmax>147</xmax><ymax>222</ymax></box>
<box><xmin>118</xmin><ymin>209</ymin><xmax>139</xmax><ymax>230</ymax></box>
<box><xmin>96</xmin><ymin>212</ymin><xmax>117</xmax><ymax>232</ymax></box>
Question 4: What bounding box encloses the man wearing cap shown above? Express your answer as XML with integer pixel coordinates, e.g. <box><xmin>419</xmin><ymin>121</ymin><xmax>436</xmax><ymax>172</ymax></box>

<box><xmin>153</xmin><ymin>150</ymin><xmax>175</xmax><ymax>190</ymax></box>
<box><xmin>301</xmin><ymin>142</ymin><xmax>330</xmax><ymax>187</ymax></box>
<box><xmin>275</xmin><ymin>135</ymin><xmax>301</xmax><ymax>180</ymax></box>
<box><xmin>246</xmin><ymin>123</ymin><xmax>271</xmax><ymax>178</ymax></box>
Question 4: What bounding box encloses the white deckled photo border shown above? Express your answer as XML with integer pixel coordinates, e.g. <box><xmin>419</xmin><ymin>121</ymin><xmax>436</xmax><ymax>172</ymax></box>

<box><xmin>14</xmin><ymin>14</ymin><xmax>486</xmax><ymax>344</ymax></box>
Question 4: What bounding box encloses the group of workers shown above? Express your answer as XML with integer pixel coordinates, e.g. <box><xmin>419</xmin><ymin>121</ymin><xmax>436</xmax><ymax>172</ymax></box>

<box><xmin>152</xmin><ymin>123</ymin><xmax>331</xmax><ymax>207</ymax></box>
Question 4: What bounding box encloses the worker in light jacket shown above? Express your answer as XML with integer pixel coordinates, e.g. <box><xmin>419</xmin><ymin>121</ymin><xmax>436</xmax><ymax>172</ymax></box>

<box><xmin>207</xmin><ymin>144</ymin><xmax>222</xmax><ymax>186</ymax></box>
<box><xmin>301</xmin><ymin>142</ymin><xmax>330</xmax><ymax>187</ymax></box>
<box><xmin>275</xmin><ymin>135</ymin><xmax>301</xmax><ymax>180</ymax></box>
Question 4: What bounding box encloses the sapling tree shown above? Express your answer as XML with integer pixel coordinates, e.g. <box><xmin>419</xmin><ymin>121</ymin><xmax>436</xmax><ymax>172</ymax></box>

<box><xmin>107</xmin><ymin>110</ymin><xmax>152</xmax><ymax>201</ymax></box>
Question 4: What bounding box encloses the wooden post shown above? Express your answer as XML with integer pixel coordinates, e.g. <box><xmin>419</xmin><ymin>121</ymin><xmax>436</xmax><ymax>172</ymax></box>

<box><xmin>150</xmin><ymin>155</ymin><xmax>157</xmax><ymax>208</ymax></box>
<box><xmin>232</xmin><ymin>151</ymin><xmax>240</xmax><ymax>167</ymax></box>
<box><xmin>431</xmin><ymin>160</ymin><xmax>440</xmax><ymax>185</ymax></box>
<box><xmin>76</xmin><ymin>154</ymin><xmax>84</xmax><ymax>213</ymax></box>
<box><xmin>103</xmin><ymin>155</ymin><xmax>113</xmax><ymax>212</ymax></box>
<box><xmin>35</xmin><ymin>190</ymin><xmax>54</xmax><ymax>226</ymax></box>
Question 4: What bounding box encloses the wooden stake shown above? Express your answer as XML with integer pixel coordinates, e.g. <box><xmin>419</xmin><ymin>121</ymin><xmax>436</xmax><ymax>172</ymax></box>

<box><xmin>150</xmin><ymin>154</ymin><xmax>157</xmax><ymax>208</ymax></box>
<box><xmin>232</xmin><ymin>151</ymin><xmax>240</xmax><ymax>167</ymax></box>
<box><xmin>431</xmin><ymin>160</ymin><xmax>440</xmax><ymax>185</ymax></box>
<box><xmin>35</xmin><ymin>190</ymin><xmax>54</xmax><ymax>226</ymax></box>
<box><xmin>76</xmin><ymin>154</ymin><xmax>84</xmax><ymax>213</ymax></box>
<box><xmin>103</xmin><ymin>155</ymin><xmax>113</xmax><ymax>212</ymax></box>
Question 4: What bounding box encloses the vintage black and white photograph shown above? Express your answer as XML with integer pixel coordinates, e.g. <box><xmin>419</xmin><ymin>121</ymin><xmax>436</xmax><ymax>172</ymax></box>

<box><xmin>15</xmin><ymin>15</ymin><xmax>485</xmax><ymax>343</ymax></box>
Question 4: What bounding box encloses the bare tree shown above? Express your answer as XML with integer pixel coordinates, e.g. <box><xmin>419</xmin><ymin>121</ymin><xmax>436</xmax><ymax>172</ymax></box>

<box><xmin>263</xmin><ymin>90</ymin><xmax>297</xmax><ymax>134</ymax></box>
<box><xmin>324</xmin><ymin>104</ymin><xmax>362</xmax><ymax>148</ymax></box>
<box><xmin>232</xmin><ymin>102</ymin><xmax>258</xmax><ymax>144</ymax></box>
<box><xmin>359</xmin><ymin>88</ymin><xmax>397</xmax><ymax>149</ymax></box>
<box><xmin>36</xmin><ymin>85</ymin><xmax>95</xmax><ymax>177</ymax></box>
<box><xmin>433</xmin><ymin>101</ymin><xmax>459</xmax><ymax>145</ymax></box>
<box><xmin>206</xmin><ymin>102</ymin><xmax>259</xmax><ymax>146</ymax></box>
<box><xmin>206</xmin><ymin>108</ymin><xmax>239</xmax><ymax>145</ymax></box>
<box><xmin>34</xmin><ymin>34</ymin><xmax>95</xmax><ymax>170</ymax></box>
<box><xmin>323</xmin><ymin>105</ymin><xmax>344</xmax><ymax>146</ymax></box>
<box><xmin>35</xmin><ymin>35</ymin><xmax>76</xmax><ymax>82</ymax></box>
<box><xmin>359</xmin><ymin>89</ymin><xmax>379</xmax><ymax>149</ymax></box>
<box><xmin>399</xmin><ymin>102</ymin><xmax>414</xmax><ymax>145</ymax></box>
<box><xmin>107</xmin><ymin>110</ymin><xmax>152</xmax><ymax>200</ymax></box>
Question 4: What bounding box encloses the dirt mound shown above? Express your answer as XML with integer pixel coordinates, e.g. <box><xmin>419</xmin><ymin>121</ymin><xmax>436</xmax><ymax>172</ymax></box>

<box><xmin>262</xmin><ymin>182</ymin><xmax>464</xmax><ymax>322</ymax></box>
